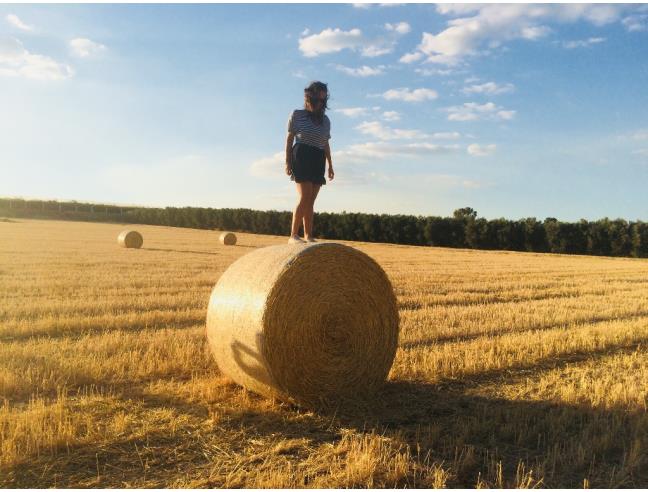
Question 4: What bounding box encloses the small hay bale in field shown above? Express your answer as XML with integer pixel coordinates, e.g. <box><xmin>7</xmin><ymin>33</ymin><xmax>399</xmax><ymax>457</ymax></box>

<box><xmin>206</xmin><ymin>242</ymin><xmax>399</xmax><ymax>407</ymax></box>
<box><xmin>117</xmin><ymin>230</ymin><xmax>143</xmax><ymax>249</ymax></box>
<box><xmin>219</xmin><ymin>231</ymin><xmax>237</xmax><ymax>246</ymax></box>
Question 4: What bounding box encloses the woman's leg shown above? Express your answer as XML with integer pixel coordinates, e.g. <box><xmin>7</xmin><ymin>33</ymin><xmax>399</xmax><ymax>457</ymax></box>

<box><xmin>291</xmin><ymin>182</ymin><xmax>313</xmax><ymax>237</ymax></box>
<box><xmin>304</xmin><ymin>183</ymin><xmax>321</xmax><ymax>239</ymax></box>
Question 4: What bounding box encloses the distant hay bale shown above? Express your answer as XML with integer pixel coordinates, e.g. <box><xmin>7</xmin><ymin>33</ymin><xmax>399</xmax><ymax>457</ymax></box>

<box><xmin>219</xmin><ymin>232</ymin><xmax>237</xmax><ymax>246</ymax></box>
<box><xmin>206</xmin><ymin>242</ymin><xmax>400</xmax><ymax>407</ymax></box>
<box><xmin>117</xmin><ymin>230</ymin><xmax>143</xmax><ymax>249</ymax></box>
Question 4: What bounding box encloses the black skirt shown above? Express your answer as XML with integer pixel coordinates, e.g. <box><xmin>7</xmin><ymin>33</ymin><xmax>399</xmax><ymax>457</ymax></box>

<box><xmin>291</xmin><ymin>142</ymin><xmax>326</xmax><ymax>186</ymax></box>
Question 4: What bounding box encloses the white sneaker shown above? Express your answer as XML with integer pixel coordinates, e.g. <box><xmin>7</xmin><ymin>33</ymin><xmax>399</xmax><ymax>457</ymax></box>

<box><xmin>288</xmin><ymin>235</ymin><xmax>306</xmax><ymax>244</ymax></box>
<box><xmin>305</xmin><ymin>237</ymin><xmax>317</xmax><ymax>243</ymax></box>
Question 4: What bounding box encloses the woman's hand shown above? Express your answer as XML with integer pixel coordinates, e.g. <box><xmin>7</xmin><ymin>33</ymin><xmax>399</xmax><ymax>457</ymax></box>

<box><xmin>285</xmin><ymin>161</ymin><xmax>293</xmax><ymax>176</ymax></box>
<box><xmin>328</xmin><ymin>166</ymin><xmax>334</xmax><ymax>181</ymax></box>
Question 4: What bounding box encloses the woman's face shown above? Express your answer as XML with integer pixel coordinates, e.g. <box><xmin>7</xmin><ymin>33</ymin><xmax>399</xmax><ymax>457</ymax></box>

<box><xmin>307</xmin><ymin>90</ymin><xmax>327</xmax><ymax>110</ymax></box>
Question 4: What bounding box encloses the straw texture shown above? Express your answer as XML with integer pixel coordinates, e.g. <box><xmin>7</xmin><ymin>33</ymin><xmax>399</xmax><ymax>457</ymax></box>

<box><xmin>117</xmin><ymin>230</ymin><xmax>143</xmax><ymax>249</ymax></box>
<box><xmin>205</xmin><ymin>242</ymin><xmax>399</xmax><ymax>407</ymax></box>
<box><xmin>219</xmin><ymin>232</ymin><xmax>237</xmax><ymax>246</ymax></box>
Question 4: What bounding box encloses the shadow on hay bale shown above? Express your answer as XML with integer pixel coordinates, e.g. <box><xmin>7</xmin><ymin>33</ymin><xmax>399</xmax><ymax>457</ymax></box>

<box><xmin>117</xmin><ymin>230</ymin><xmax>143</xmax><ymax>249</ymax></box>
<box><xmin>219</xmin><ymin>231</ymin><xmax>237</xmax><ymax>246</ymax></box>
<box><xmin>206</xmin><ymin>242</ymin><xmax>400</xmax><ymax>408</ymax></box>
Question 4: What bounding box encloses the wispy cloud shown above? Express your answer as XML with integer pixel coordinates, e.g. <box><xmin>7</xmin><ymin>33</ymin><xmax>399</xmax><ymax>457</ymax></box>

<box><xmin>335</xmin><ymin>107</ymin><xmax>371</xmax><ymax>118</ymax></box>
<box><xmin>467</xmin><ymin>143</ymin><xmax>497</xmax><ymax>156</ymax></box>
<box><xmin>444</xmin><ymin>102</ymin><xmax>515</xmax><ymax>122</ymax></box>
<box><xmin>561</xmin><ymin>37</ymin><xmax>605</xmax><ymax>49</ymax></box>
<box><xmin>382</xmin><ymin>87</ymin><xmax>438</xmax><ymax>102</ymax></box>
<box><xmin>335</xmin><ymin>141</ymin><xmax>461</xmax><ymax>161</ymax></box>
<box><xmin>6</xmin><ymin>14</ymin><xmax>33</xmax><ymax>31</ymax></box>
<box><xmin>414</xmin><ymin>67</ymin><xmax>456</xmax><ymax>76</ymax></box>
<box><xmin>382</xmin><ymin>110</ymin><xmax>400</xmax><ymax>121</ymax></box>
<box><xmin>0</xmin><ymin>36</ymin><xmax>73</xmax><ymax>80</ymax></box>
<box><xmin>355</xmin><ymin>120</ymin><xmax>461</xmax><ymax>141</ymax></box>
<box><xmin>622</xmin><ymin>14</ymin><xmax>648</xmax><ymax>32</ymax></box>
<box><xmin>633</xmin><ymin>130</ymin><xmax>648</xmax><ymax>141</ymax></box>
<box><xmin>385</xmin><ymin>22</ymin><xmax>411</xmax><ymax>34</ymax></box>
<box><xmin>462</xmin><ymin>81</ymin><xmax>515</xmax><ymax>95</ymax></box>
<box><xmin>333</xmin><ymin>63</ymin><xmax>386</xmax><ymax>77</ymax></box>
<box><xmin>355</xmin><ymin>121</ymin><xmax>428</xmax><ymax>140</ymax></box>
<box><xmin>69</xmin><ymin>38</ymin><xmax>107</xmax><ymax>58</ymax></box>
<box><xmin>291</xmin><ymin>69</ymin><xmax>308</xmax><ymax>79</ymax></box>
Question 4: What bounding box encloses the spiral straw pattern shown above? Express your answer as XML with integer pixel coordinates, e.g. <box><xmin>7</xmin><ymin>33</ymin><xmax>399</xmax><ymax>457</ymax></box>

<box><xmin>205</xmin><ymin>242</ymin><xmax>399</xmax><ymax>407</ymax></box>
<box><xmin>219</xmin><ymin>232</ymin><xmax>237</xmax><ymax>246</ymax></box>
<box><xmin>117</xmin><ymin>230</ymin><xmax>143</xmax><ymax>249</ymax></box>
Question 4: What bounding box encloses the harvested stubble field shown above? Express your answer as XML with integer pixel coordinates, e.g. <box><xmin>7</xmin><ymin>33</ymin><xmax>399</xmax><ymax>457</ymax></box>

<box><xmin>1</xmin><ymin>218</ymin><xmax>648</xmax><ymax>488</ymax></box>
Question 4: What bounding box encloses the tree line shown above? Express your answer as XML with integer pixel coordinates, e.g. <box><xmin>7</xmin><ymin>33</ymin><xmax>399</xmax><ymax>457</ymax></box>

<box><xmin>1</xmin><ymin>198</ymin><xmax>647</xmax><ymax>258</ymax></box>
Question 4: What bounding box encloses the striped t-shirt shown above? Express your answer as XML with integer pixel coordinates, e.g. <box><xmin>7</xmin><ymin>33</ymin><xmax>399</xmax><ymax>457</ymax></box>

<box><xmin>287</xmin><ymin>109</ymin><xmax>331</xmax><ymax>150</ymax></box>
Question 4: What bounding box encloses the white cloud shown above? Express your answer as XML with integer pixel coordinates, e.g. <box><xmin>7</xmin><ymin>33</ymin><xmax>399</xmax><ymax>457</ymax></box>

<box><xmin>354</xmin><ymin>120</ymin><xmax>462</xmax><ymax>141</ymax></box>
<box><xmin>385</xmin><ymin>22</ymin><xmax>411</xmax><ymax>34</ymax></box>
<box><xmin>399</xmin><ymin>51</ymin><xmax>423</xmax><ymax>63</ymax></box>
<box><xmin>444</xmin><ymin>102</ymin><xmax>516</xmax><ymax>122</ymax></box>
<box><xmin>6</xmin><ymin>14</ymin><xmax>33</xmax><ymax>31</ymax></box>
<box><xmin>496</xmin><ymin>110</ymin><xmax>516</xmax><ymax>120</ymax></box>
<box><xmin>409</xmin><ymin>4</ymin><xmax>631</xmax><ymax>65</ymax></box>
<box><xmin>0</xmin><ymin>36</ymin><xmax>73</xmax><ymax>80</ymax></box>
<box><xmin>414</xmin><ymin>67</ymin><xmax>455</xmax><ymax>76</ymax></box>
<box><xmin>299</xmin><ymin>27</ymin><xmax>364</xmax><ymax>57</ymax></box>
<box><xmin>335</xmin><ymin>141</ymin><xmax>461</xmax><ymax>161</ymax></box>
<box><xmin>352</xmin><ymin>3</ymin><xmax>404</xmax><ymax>9</ymax></box>
<box><xmin>382</xmin><ymin>110</ymin><xmax>400</xmax><ymax>121</ymax></box>
<box><xmin>632</xmin><ymin>130</ymin><xmax>648</xmax><ymax>141</ymax></box>
<box><xmin>431</xmin><ymin>131</ymin><xmax>461</xmax><ymax>140</ymax></box>
<box><xmin>382</xmin><ymin>87</ymin><xmax>438</xmax><ymax>102</ymax></box>
<box><xmin>462</xmin><ymin>81</ymin><xmax>515</xmax><ymax>95</ymax></box>
<box><xmin>520</xmin><ymin>25</ymin><xmax>552</xmax><ymax>40</ymax></box>
<box><xmin>301</xmin><ymin>28</ymin><xmax>311</xmax><ymax>36</ymax></box>
<box><xmin>298</xmin><ymin>27</ymin><xmax>397</xmax><ymax>58</ymax></box>
<box><xmin>622</xmin><ymin>14</ymin><xmax>648</xmax><ymax>32</ymax></box>
<box><xmin>360</xmin><ymin>43</ymin><xmax>394</xmax><ymax>57</ymax></box>
<box><xmin>291</xmin><ymin>69</ymin><xmax>307</xmax><ymax>79</ymax></box>
<box><xmin>562</xmin><ymin>37</ymin><xmax>606</xmax><ymax>49</ymax></box>
<box><xmin>335</xmin><ymin>107</ymin><xmax>370</xmax><ymax>117</ymax></box>
<box><xmin>467</xmin><ymin>143</ymin><xmax>497</xmax><ymax>156</ymax></box>
<box><xmin>69</xmin><ymin>38</ymin><xmax>107</xmax><ymax>58</ymax></box>
<box><xmin>333</xmin><ymin>63</ymin><xmax>385</xmax><ymax>77</ymax></box>
<box><xmin>250</xmin><ymin>151</ymin><xmax>286</xmax><ymax>178</ymax></box>
<box><xmin>355</xmin><ymin>121</ymin><xmax>428</xmax><ymax>140</ymax></box>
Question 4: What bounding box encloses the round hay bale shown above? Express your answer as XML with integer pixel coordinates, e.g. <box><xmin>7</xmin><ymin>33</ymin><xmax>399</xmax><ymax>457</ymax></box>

<box><xmin>117</xmin><ymin>230</ymin><xmax>143</xmax><ymax>249</ymax></box>
<box><xmin>206</xmin><ymin>242</ymin><xmax>399</xmax><ymax>407</ymax></box>
<box><xmin>219</xmin><ymin>232</ymin><xmax>237</xmax><ymax>246</ymax></box>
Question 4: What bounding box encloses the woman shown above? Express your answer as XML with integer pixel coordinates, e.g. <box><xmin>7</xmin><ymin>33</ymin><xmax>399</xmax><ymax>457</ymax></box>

<box><xmin>285</xmin><ymin>81</ymin><xmax>335</xmax><ymax>244</ymax></box>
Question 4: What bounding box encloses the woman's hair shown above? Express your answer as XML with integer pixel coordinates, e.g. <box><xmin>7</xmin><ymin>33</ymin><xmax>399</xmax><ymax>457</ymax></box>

<box><xmin>303</xmin><ymin>81</ymin><xmax>329</xmax><ymax>125</ymax></box>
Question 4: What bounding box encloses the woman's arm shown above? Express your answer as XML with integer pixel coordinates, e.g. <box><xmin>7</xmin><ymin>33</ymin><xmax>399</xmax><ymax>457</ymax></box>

<box><xmin>324</xmin><ymin>141</ymin><xmax>334</xmax><ymax>181</ymax></box>
<box><xmin>324</xmin><ymin>141</ymin><xmax>333</xmax><ymax>169</ymax></box>
<box><xmin>285</xmin><ymin>132</ymin><xmax>294</xmax><ymax>175</ymax></box>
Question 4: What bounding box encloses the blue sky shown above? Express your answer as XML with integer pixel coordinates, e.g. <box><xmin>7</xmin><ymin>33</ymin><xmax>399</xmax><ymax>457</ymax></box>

<box><xmin>1</xmin><ymin>3</ymin><xmax>648</xmax><ymax>221</ymax></box>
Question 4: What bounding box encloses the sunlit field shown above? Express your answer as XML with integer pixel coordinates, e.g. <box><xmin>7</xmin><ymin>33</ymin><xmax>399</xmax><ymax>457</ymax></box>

<box><xmin>1</xmin><ymin>218</ymin><xmax>648</xmax><ymax>487</ymax></box>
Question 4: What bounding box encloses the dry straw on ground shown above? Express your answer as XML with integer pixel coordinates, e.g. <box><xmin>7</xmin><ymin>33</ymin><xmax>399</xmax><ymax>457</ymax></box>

<box><xmin>206</xmin><ymin>242</ymin><xmax>400</xmax><ymax>407</ymax></box>
<box><xmin>219</xmin><ymin>232</ymin><xmax>237</xmax><ymax>246</ymax></box>
<box><xmin>117</xmin><ymin>230</ymin><xmax>143</xmax><ymax>249</ymax></box>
